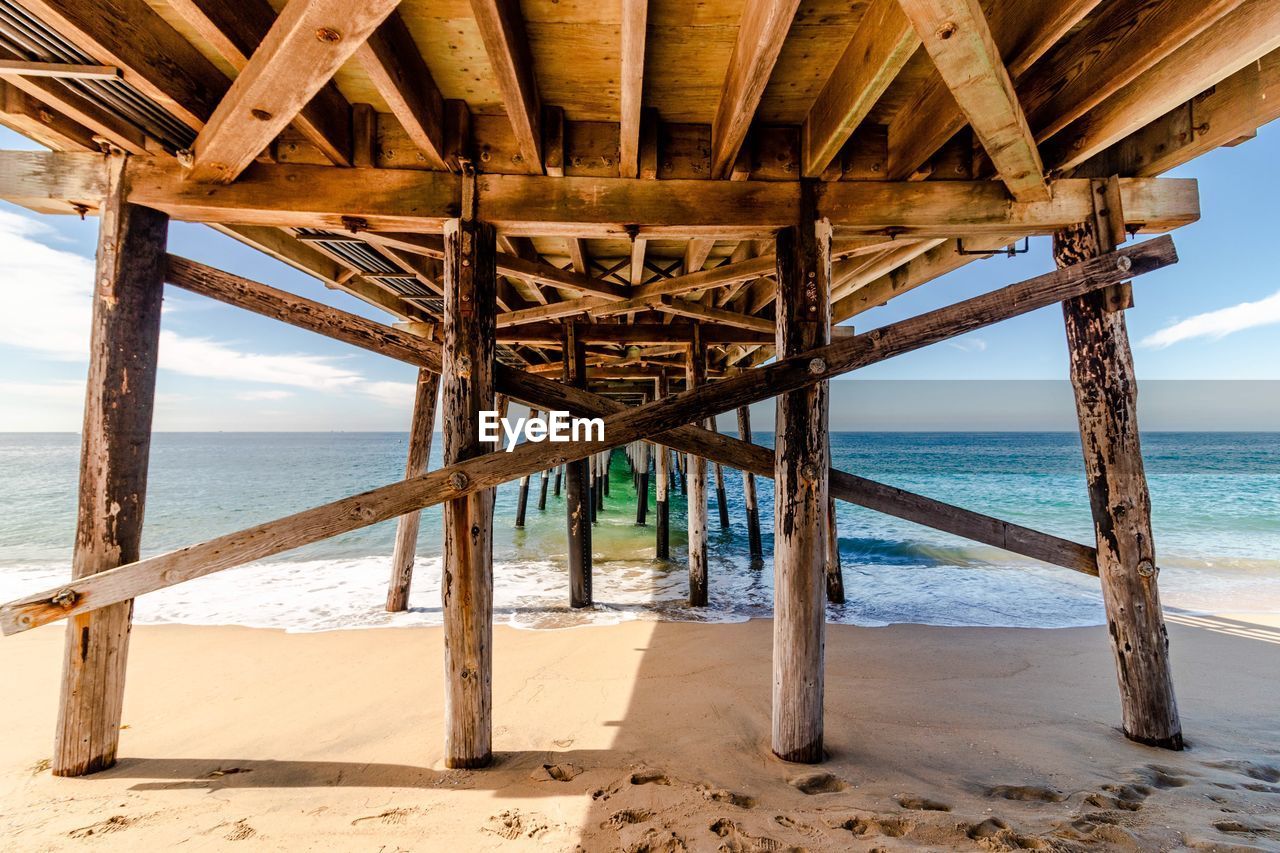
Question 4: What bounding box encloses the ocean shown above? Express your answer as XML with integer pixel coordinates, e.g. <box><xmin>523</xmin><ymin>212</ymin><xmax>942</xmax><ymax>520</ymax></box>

<box><xmin>1</xmin><ymin>432</ymin><xmax>1277</xmax><ymax>631</ymax></box>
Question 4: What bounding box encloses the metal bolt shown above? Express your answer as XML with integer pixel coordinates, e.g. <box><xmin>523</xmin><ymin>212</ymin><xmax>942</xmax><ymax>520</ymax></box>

<box><xmin>801</xmin><ymin>462</ymin><xmax>819</xmax><ymax>480</ymax></box>
<box><xmin>1136</xmin><ymin>560</ymin><xmax>1156</xmax><ymax>578</ymax></box>
<box><xmin>808</xmin><ymin>357</ymin><xmax>826</xmax><ymax>375</ymax></box>
<box><xmin>51</xmin><ymin>588</ymin><xmax>78</xmax><ymax>609</ymax></box>
<box><xmin>450</xmin><ymin>471</ymin><xmax>470</xmax><ymax>490</ymax></box>
<box><xmin>936</xmin><ymin>21</ymin><xmax>958</xmax><ymax>39</ymax></box>
<box><xmin>1116</xmin><ymin>255</ymin><xmax>1132</xmax><ymax>272</ymax></box>
<box><xmin>315</xmin><ymin>27</ymin><xmax>341</xmax><ymax>43</ymax></box>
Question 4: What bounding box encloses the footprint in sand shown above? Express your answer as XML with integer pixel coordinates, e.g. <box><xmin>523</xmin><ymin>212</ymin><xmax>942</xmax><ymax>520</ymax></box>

<box><xmin>351</xmin><ymin>807</ymin><xmax>416</xmax><ymax>826</ymax></box>
<box><xmin>834</xmin><ymin>815</ymin><xmax>913</xmax><ymax>839</ymax></box>
<box><xmin>68</xmin><ymin>815</ymin><xmax>133</xmax><ymax>839</ymax></box>
<box><xmin>895</xmin><ymin>795</ymin><xmax>951</xmax><ymax>812</ymax></box>
<box><xmin>625</xmin><ymin>827</ymin><xmax>687</xmax><ymax>853</ymax></box>
<box><xmin>483</xmin><ymin>809</ymin><xmax>549</xmax><ymax>840</ymax></box>
<box><xmin>787</xmin><ymin>772</ymin><xmax>847</xmax><ymax>795</ymax></box>
<box><xmin>698</xmin><ymin>784</ymin><xmax>756</xmax><ymax>808</ymax></box>
<box><xmin>985</xmin><ymin>784</ymin><xmax>1067</xmax><ymax>803</ymax></box>
<box><xmin>631</xmin><ymin>770</ymin><xmax>673</xmax><ymax>786</ymax></box>
<box><xmin>601</xmin><ymin>809</ymin><xmax>653</xmax><ymax>830</ymax></box>
<box><xmin>531</xmin><ymin>762</ymin><xmax>583</xmax><ymax>782</ymax></box>
<box><xmin>1085</xmin><ymin>782</ymin><xmax>1151</xmax><ymax>811</ymax></box>
<box><xmin>223</xmin><ymin>819</ymin><xmax>256</xmax><ymax>841</ymax></box>
<box><xmin>1134</xmin><ymin>764</ymin><xmax>1192</xmax><ymax>789</ymax></box>
<box><xmin>1207</xmin><ymin>759</ymin><xmax>1280</xmax><ymax>784</ymax></box>
<box><xmin>709</xmin><ymin>818</ymin><xmax>793</xmax><ymax>852</ymax></box>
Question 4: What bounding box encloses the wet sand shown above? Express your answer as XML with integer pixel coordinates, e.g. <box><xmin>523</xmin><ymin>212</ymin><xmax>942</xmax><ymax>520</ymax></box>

<box><xmin>1</xmin><ymin>615</ymin><xmax>1278</xmax><ymax>850</ymax></box>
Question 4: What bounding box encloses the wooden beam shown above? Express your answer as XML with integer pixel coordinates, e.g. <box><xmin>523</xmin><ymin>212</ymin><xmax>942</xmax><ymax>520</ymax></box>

<box><xmin>0</xmin><ymin>82</ymin><xmax>99</xmax><ymax>153</ymax></box>
<box><xmin>356</xmin><ymin>12</ymin><xmax>450</xmax><ymax>171</ymax></box>
<box><xmin>1044</xmin><ymin>0</ymin><xmax>1280</xmax><ymax>171</ymax></box>
<box><xmin>441</xmin><ymin>215</ymin><xmax>497</xmax><ymax>769</ymax></box>
<box><xmin>469</xmin><ymin>0</ymin><xmax>542</xmax><ymax>171</ymax></box>
<box><xmin>0</xmin><ymin>60</ymin><xmax>119</xmax><ymax>80</ymax></box>
<box><xmin>1080</xmin><ymin>47</ymin><xmax>1280</xmax><ymax>179</ymax></box>
<box><xmin>187</xmin><ymin>0</ymin><xmax>399</xmax><ymax>183</ymax></box>
<box><xmin>1018</xmin><ymin>0</ymin><xmax>1244</xmax><ymax>144</ymax></box>
<box><xmin>167</xmin><ymin>0</ymin><xmax>354</xmax><ymax>166</ymax></box>
<box><xmin>53</xmin><ymin>154</ymin><xmax>167</xmax><ymax>776</ymax></box>
<box><xmin>0</xmin><ymin>238</ymin><xmax>1171</xmax><ymax>635</ymax></box>
<box><xmin>685</xmin><ymin>325</ymin><xmax>709</xmax><ymax>606</ymax></box>
<box><xmin>652</xmin><ymin>297</ymin><xmax>775</xmax><ymax>334</ymax></box>
<box><xmin>898</xmin><ymin>0</ymin><xmax>1049</xmax><ymax>201</ymax></box>
<box><xmin>563</xmin><ymin>324</ymin><xmax>592</xmax><ymax>607</ymax></box>
<box><xmin>619</xmin><ymin>0</ymin><xmax>648</xmax><ymax>178</ymax></box>
<box><xmin>386</xmin><ymin>368</ymin><xmax>439</xmax><ymax>611</ymax></box>
<box><xmin>886</xmin><ymin>0</ymin><xmax>1101</xmax><ymax>180</ymax></box>
<box><xmin>710</xmin><ymin>0</ymin><xmax>802</xmax><ymax>178</ymax></box>
<box><xmin>1055</xmin><ymin>216</ymin><xmax>1182</xmax><ymax>749</ymax></box>
<box><xmin>14</xmin><ymin>0</ymin><xmax>226</xmax><ymax>130</ymax></box>
<box><xmin>802</xmin><ymin>0</ymin><xmax>918</xmax><ymax>177</ymax></box>
<box><xmin>771</xmin><ymin>185</ymin><xmax>830</xmax><ymax>763</ymax></box>
<box><xmin>498</xmin><ymin>322</ymin><xmax>775</xmax><ymax>345</ymax></box>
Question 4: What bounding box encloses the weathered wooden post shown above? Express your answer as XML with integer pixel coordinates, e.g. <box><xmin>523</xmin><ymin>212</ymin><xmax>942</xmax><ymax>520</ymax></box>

<box><xmin>708</xmin><ymin>418</ymin><xmax>730</xmax><ymax>530</ymax></box>
<box><xmin>588</xmin><ymin>450</ymin><xmax>598</xmax><ymax>523</ymax></box>
<box><xmin>678</xmin><ymin>451</ymin><xmax>688</xmax><ymax>495</ymax></box>
<box><xmin>825</xmin><ymin>494</ymin><xmax>845</xmax><ymax>604</ymax></box>
<box><xmin>514</xmin><ymin>408</ymin><xmax>537</xmax><ymax>528</ymax></box>
<box><xmin>554</xmin><ymin>465</ymin><xmax>562</xmax><ymax>496</ymax></box>
<box><xmin>736</xmin><ymin>406</ymin><xmax>764</xmax><ymax>558</ymax></box>
<box><xmin>53</xmin><ymin>154</ymin><xmax>167</xmax><ymax>777</ymax></box>
<box><xmin>537</xmin><ymin>464</ymin><xmax>550</xmax><ymax>511</ymax></box>
<box><xmin>563</xmin><ymin>324</ymin><xmax>592</xmax><ymax>607</ymax></box>
<box><xmin>387</xmin><ymin>368</ymin><xmax>441</xmax><ymax>611</ymax></box>
<box><xmin>441</xmin><ymin>210</ymin><xmax>497</xmax><ymax>769</ymax></box>
<box><xmin>686</xmin><ymin>326</ymin><xmax>709</xmax><ymax>606</ymax></box>
<box><xmin>772</xmin><ymin>184</ymin><xmax>831</xmax><ymax>763</ymax></box>
<box><xmin>636</xmin><ymin>397</ymin><xmax>650</xmax><ymax>524</ymax></box>
<box><xmin>601</xmin><ymin>450</ymin><xmax>610</xmax><ymax>499</ymax></box>
<box><xmin>654</xmin><ymin>375</ymin><xmax>671</xmax><ymax>559</ymax></box>
<box><xmin>1054</xmin><ymin>187</ymin><xmax>1182</xmax><ymax>749</ymax></box>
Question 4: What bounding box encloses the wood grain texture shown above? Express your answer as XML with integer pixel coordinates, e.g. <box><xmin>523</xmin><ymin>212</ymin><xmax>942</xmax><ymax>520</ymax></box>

<box><xmin>1055</xmin><ymin>221</ymin><xmax>1182</xmax><ymax>750</ymax></box>
<box><xmin>54</xmin><ymin>155</ymin><xmax>167</xmax><ymax>777</ymax></box>
<box><xmin>441</xmin><ymin>217</ymin><xmax>497</xmax><ymax>769</ymax></box>
<box><xmin>898</xmin><ymin>0</ymin><xmax>1048</xmax><ymax>201</ymax></box>
<box><xmin>654</xmin><ymin>374</ymin><xmax>671</xmax><ymax>560</ymax></box>
<box><xmin>0</xmin><ymin>239</ymin><xmax>1174</xmax><ymax>636</ymax></box>
<box><xmin>825</xmin><ymin>493</ymin><xmax>844</xmax><ymax>603</ymax></box>
<box><xmin>736</xmin><ymin>406</ymin><xmax>763</xmax><ymax>558</ymax></box>
<box><xmin>686</xmin><ymin>325</ymin><xmax>709</xmax><ymax>606</ymax></box>
<box><xmin>771</xmin><ymin>186</ymin><xmax>830</xmax><ymax>763</ymax></box>
<box><xmin>386</xmin><ymin>368</ymin><xmax>440</xmax><ymax>612</ymax></box>
<box><xmin>564</xmin><ymin>324</ymin><xmax>592</xmax><ymax>607</ymax></box>
<box><xmin>469</xmin><ymin>0</ymin><xmax>542</xmax><ymax>171</ymax></box>
<box><xmin>356</xmin><ymin>12</ymin><xmax>450</xmax><ymax>171</ymax></box>
<box><xmin>187</xmin><ymin>0</ymin><xmax>399</xmax><ymax>183</ymax></box>
<box><xmin>619</xmin><ymin>0</ymin><xmax>648</xmax><ymax>178</ymax></box>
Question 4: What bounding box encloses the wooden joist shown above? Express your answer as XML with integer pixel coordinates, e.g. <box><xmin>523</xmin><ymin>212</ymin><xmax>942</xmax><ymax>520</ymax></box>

<box><xmin>166</xmin><ymin>0</ymin><xmax>353</xmax><ymax>166</ymax></box>
<box><xmin>802</xmin><ymin>0</ymin><xmax>918</xmax><ymax>177</ymax></box>
<box><xmin>0</xmin><ymin>153</ymin><xmax>1199</xmax><ymax>238</ymax></box>
<box><xmin>711</xmin><ymin>0</ymin><xmax>802</xmax><ymax>178</ymax></box>
<box><xmin>0</xmin><ymin>81</ymin><xmax>99</xmax><ymax>153</ymax></box>
<box><xmin>0</xmin><ymin>238</ymin><xmax>1176</xmax><ymax>635</ymax></box>
<box><xmin>356</xmin><ymin>12</ymin><xmax>451</xmax><ymax>171</ymax></box>
<box><xmin>469</xmin><ymin>0</ymin><xmax>542</xmax><ymax>172</ymax></box>
<box><xmin>618</xmin><ymin>0</ymin><xmax>648</xmax><ymax>179</ymax></box>
<box><xmin>898</xmin><ymin>0</ymin><xmax>1049</xmax><ymax>201</ymax></box>
<box><xmin>187</xmin><ymin>0</ymin><xmax>399</xmax><ymax>183</ymax></box>
<box><xmin>500</xmin><ymin>323</ymin><xmax>773</xmax><ymax>345</ymax></box>
<box><xmin>0</xmin><ymin>60</ymin><xmax>119</xmax><ymax>80</ymax></box>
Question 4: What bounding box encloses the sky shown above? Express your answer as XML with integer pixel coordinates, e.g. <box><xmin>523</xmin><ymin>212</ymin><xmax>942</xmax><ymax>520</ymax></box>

<box><xmin>0</xmin><ymin>122</ymin><xmax>1278</xmax><ymax>432</ymax></box>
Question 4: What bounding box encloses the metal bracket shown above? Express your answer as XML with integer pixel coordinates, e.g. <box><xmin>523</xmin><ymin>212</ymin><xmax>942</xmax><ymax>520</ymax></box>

<box><xmin>956</xmin><ymin>237</ymin><xmax>1029</xmax><ymax>257</ymax></box>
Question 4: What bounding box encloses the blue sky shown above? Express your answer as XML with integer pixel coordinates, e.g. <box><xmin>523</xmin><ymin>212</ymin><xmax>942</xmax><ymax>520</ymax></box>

<box><xmin>0</xmin><ymin>122</ymin><xmax>1277</xmax><ymax>431</ymax></box>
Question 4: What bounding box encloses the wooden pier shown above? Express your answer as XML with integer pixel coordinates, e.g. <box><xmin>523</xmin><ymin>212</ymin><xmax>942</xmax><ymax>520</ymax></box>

<box><xmin>0</xmin><ymin>0</ymin><xmax>1272</xmax><ymax>775</ymax></box>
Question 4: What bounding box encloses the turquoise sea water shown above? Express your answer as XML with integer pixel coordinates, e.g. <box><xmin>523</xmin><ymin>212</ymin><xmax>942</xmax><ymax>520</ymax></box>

<box><xmin>1</xmin><ymin>432</ymin><xmax>1277</xmax><ymax>631</ymax></box>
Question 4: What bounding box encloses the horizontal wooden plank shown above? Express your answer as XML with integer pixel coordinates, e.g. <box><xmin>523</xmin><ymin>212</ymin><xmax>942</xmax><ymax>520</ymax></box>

<box><xmin>498</xmin><ymin>322</ymin><xmax>775</xmax><ymax>345</ymax></box>
<box><xmin>1</xmin><ymin>238</ymin><xmax>1171</xmax><ymax>634</ymax></box>
<box><xmin>0</xmin><ymin>60</ymin><xmax>120</xmax><ymax>80</ymax></box>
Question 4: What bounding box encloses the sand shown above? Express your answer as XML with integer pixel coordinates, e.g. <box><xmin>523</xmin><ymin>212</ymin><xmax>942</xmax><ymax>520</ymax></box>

<box><xmin>1</xmin><ymin>615</ymin><xmax>1278</xmax><ymax>851</ymax></box>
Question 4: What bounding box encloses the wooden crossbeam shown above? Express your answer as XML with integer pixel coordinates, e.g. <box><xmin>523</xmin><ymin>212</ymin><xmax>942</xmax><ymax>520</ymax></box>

<box><xmin>500</xmin><ymin>322</ymin><xmax>773</xmax><ymax>345</ymax></box>
<box><xmin>0</xmin><ymin>239</ymin><xmax>1174</xmax><ymax>635</ymax></box>
<box><xmin>356</xmin><ymin>12</ymin><xmax>451</xmax><ymax>171</ymax></box>
<box><xmin>887</xmin><ymin>0</ymin><xmax>1100</xmax><ymax>180</ymax></box>
<box><xmin>0</xmin><ymin>154</ymin><xmax>1198</xmax><ymax>238</ymax></box>
<box><xmin>0</xmin><ymin>60</ymin><xmax>119</xmax><ymax>80</ymax></box>
<box><xmin>187</xmin><ymin>0</ymin><xmax>399</xmax><ymax>183</ymax></box>
<box><xmin>0</xmin><ymin>81</ymin><xmax>99</xmax><ymax>154</ymax></box>
<box><xmin>166</xmin><ymin>0</ymin><xmax>354</xmax><ymax>166</ymax></box>
<box><xmin>899</xmin><ymin>0</ymin><xmax>1049</xmax><ymax>201</ymax></box>
<box><xmin>802</xmin><ymin>0</ymin><xmax>919</xmax><ymax>177</ymax></box>
<box><xmin>469</xmin><ymin>0</ymin><xmax>542</xmax><ymax>172</ymax></box>
<box><xmin>1044</xmin><ymin>0</ymin><xmax>1280</xmax><ymax>171</ymax></box>
<box><xmin>619</xmin><ymin>0</ymin><xmax>648</xmax><ymax>178</ymax></box>
<box><xmin>711</xmin><ymin>0</ymin><xmax>802</xmax><ymax>178</ymax></box>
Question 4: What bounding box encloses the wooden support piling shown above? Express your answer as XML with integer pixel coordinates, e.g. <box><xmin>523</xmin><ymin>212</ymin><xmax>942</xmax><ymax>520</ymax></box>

<box><xmin>654</xmin><ymin>375</ymin><xmax>671</xmax><ymax>559</ymax></box>
<box><xmin>537</xmin><ymin>465</ymin><xmax>550</xmax><ymax>511</ymax></box>
<box><xmin>686</xmin><ymin>326</ymin><xmax>709</xmax><ymax>606</ymax></box>
<box><xmin>1055</xmin><ymin>210</ymin><xmax>1182</xmax><ymax>750</ymax></box>
<box><xmin>708</xmin><ymin>418</ymin><xmax>730</xmax><ymax>530</ymax></box>
<box><xmin>554</xmin><ymin>465</ymin><xmax>562</xmax><ymax>497</ymax></box>
<box><xmin>54</xmin><ymin>154</ymin><xmax>167</xmax><ymax>778</ymax></box>
<box><xmin>601</xmin><ymin>451</ymin><xmax>610</xmax><ymax>499</ymax></box>
<box><xmin>514</xmin><ymin>408</ymin><xmax>537</xmax><ymax>528</ymax></box>
<box><xmin>771</xmin><ymin>186</ymin><xmax>831</xmax><ymax>764</ymax></box>
<box><xmin>636</xmin><ymin>400</ymin><xmax>650</xmax><ymax>524</ymax></box>
<box><xmin>825</xmin><ymin>494</ymin><xmax>845</xmax><ymax>604</ymax></box>
<box><xmin>563</xmin><ymin>324</ymin><xmax>592</xmax><ymax>607</ymax></box>
<box><xmin>387</xmin><ymin>368</ymin><xmax>441</xmax><ymax>612</ymax></box>
<box><xmin>736</xmin><ymin>406</ymin><xmax>764</xmax><ymax>558</ymax></box>
<box><xmin>441</xmin><ymin>214</ymin><xmax>497</xmax><ymax>769</ymax></box>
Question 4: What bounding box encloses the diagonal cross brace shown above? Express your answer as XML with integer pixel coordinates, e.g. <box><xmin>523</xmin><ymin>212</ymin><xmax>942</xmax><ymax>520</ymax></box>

<box><xmin>0</xmin><ymin>238</ymin><xmax>1172</xmax><ymax>634</ymax></box>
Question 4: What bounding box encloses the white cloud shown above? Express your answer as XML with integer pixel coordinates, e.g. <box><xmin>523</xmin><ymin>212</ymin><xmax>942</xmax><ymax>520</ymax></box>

<box><xmin>1141</xmin><ymin>290</ymin><xmax>1280</xmax><ymax>349</ymax></box>
<box><xmin>235</xmin><ymin>389</ymin><xmax>296</xmax><ymax>401</ymax></box>
<box><xmin>361</xmin><ymin>380</ymin><xmax>416</xmax><ymax>407</ymax></box>
<box><xmin>0</xmin><ymin>210</ymin><xmax>95</xmax><ymax>359</ymax></box>
<box><xmin>159</xmin><ymin>331</ymin><xmax>363</xmax><ymax>390</ymax></box>
<box><xmin>946</xmin><ymin>336</ymin><xmax>988</xmax><ymax>353</ymax></box>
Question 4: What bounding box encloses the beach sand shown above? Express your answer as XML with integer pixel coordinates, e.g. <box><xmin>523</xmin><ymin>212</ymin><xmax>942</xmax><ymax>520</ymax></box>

<box><xmin>1</xmin><ymin>616</ymin><xmax>1278</xmax><ymax>851</ymax></box>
